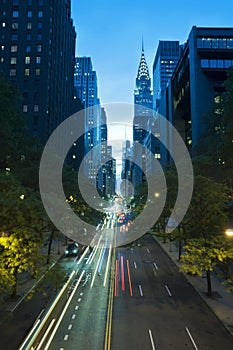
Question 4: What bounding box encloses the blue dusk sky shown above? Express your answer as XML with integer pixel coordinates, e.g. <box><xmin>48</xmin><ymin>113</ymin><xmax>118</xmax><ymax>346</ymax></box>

<box><xmin>71</xmin><ymin>0</ymin><xmax>233</xmax><ymax>105</ymax></box>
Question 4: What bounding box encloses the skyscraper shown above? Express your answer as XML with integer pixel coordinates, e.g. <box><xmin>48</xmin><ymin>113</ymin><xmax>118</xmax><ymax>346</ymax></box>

<box><xmin>153</xmin><ymin>41</ymin><xmax>180</xmax><ymax>111</ymax></box>
<box><xmin>132</xmin><ymin>43</ymin><xmax>153</xmax><ymax>190</ymax></box>
<box><xmin>0</xmin><ymin>0</ymin><xmax>76</xmax><ymax>144</ymax></box>
<box><xmin>74</xmin><ymin>57</ymin><xmax>102</xmax><ymax>183</ymax></box>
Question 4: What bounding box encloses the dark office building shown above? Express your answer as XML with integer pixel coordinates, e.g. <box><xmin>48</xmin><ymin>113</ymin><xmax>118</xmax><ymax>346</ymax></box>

<box><xmin>153</xmin><ymin>41</ymin><xmax>180</xmax><ymax>111</ymax></box>
<box><xmin>0</xmin><ymin>0</ymin><xmax>76</xmax><ymax>144</ymax></box>
<box><xmin>159</xmin><ymin>26</ymin><xmax>233</xmax><ymax>163</ymax></box>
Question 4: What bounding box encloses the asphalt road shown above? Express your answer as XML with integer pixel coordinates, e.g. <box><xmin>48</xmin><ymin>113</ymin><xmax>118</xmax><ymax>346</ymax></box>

<box><xmin>111</xmin><ymin>234</ymin><xmax>233</xmax><ymax>349</ymax></box>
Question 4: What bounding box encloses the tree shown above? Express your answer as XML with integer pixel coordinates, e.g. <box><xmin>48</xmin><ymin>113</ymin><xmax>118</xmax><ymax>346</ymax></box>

<box><xmin>0</xmin><ymin>173</ymin><xmax>45</xmax><ymax>298</ymax></box>
<box><xmin>180</xmin><ymin>236</ymin><xmax>233</xmax><ymax>296</ymax></box>
<box><xmin>182</xmin><ymin>176</ymin><xmax>227</xmax><ymax>240</ymax></box>
<box><xmin>0</xmin><ymin>73</ymin><xmax>27</xmax><ymax>169</ymax></box>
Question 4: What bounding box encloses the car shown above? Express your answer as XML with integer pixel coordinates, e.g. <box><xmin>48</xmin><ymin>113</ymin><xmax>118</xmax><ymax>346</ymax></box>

<box><xmin>65</xmin><ymin>243</ymin><xmax>79</xmax><ymax>256</ymax></box>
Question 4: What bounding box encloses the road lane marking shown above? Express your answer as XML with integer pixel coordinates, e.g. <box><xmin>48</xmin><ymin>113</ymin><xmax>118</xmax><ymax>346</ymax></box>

<box><xmin>153</xmin><ymin>262</ymin><xmax>158</xmax><ymax>270</ymax></box>
<box><xmin>64</xmin><ymin>334</ymin><xmax>69</xmax><ymax>341</ymax></box>
<box><xmin>90</xmin><ymin>245</ymin><xmax>104</xmax><ymax>288</ymax></box>
<box><xmin>164</xmin><ymin>285</ymin><xmax>172</xmax><ymax>297</ymax></box>
<box><xmin>121</xmin><ymin>256</ymin><xmax>125</xmax><ymax>291</ymax></box>
<box><xmin>138</xmin><ymin>284</ymin><xmax>143</xmax><ymax>296</ymax></box>
<box><xmin>78</xmin><ymin>298</ymin><xmax>82</xmax><ymax>302</ymax></box>
<box><xmin>126</xmin><ymin>260</ymin><xmax>133</xmax><ymax>296</ymax></box>
<box><xmin>104</xmin><ymin>245</ymin><xmax>112</xmax><ymax>287</ymax></box>
<box><xmin>148</xmin><ymin>329</ymin><xmax>156</xmax><ymax>350</ymax></box>
<box><xmin>185</xmin><ymin>327</ymin><xmax>199</xmax><ymax>350</ymax></box>
<box><xmin>68</xmin><ymin>324</ymin><xmax>72</xmax><ymax>330</ymax></box>
<box><xmin>147</xmin><ymin>248</ymin><xmax>150</xmax><ymax>254</ymax></box>
<box><xmin>134</xmin><ymin>261</ymin><xmax>137</xmax><ymax>269</ymax></box>
<box><xmin>72</xmin><ymin>314</ymin><xmax>76</xmax><ymax>319</ymax></box>
<box><xmin>43</xmin><ymin>270</ymin><xmax>85</xmax><ymax>350</ymax></box>
<box><xmin>75</xmin><ymin>305</ymin><xmax>79</xmax><ymax>310</ymax></box>
<box><xmin>77</xmin><ymin>246</ymin><xmax>89</xmax><ymax>265</ymax></box>
<box><xmin>153</xmin><ymin>269</ymin><xmax>157</xmax><ymax>277</ymax></box>
<box><xmin>20</xmin><ymin>269</ymin><xmax>77</xmax><ymax>350</ymax></box>
<box><xmin>80</xmin><ymin>292</ymin><xmax>83</xmax><ymax>296</ymax></box>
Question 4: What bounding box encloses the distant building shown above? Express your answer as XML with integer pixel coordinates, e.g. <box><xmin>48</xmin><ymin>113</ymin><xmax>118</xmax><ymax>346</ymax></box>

<box><xmin>159</xmin><ymin>26</ymin><xmax>233</xmax><ymax>164</ymax></box>
<box><xmin>0</xmin><ymin>0</ymin><xmax>76</xmax><ymax>144</ymax></box>
<box><xmin>74</xmin><ymin>57</ymin><xmax>102</xmax><ymax>184</ymax></box>
<box><xmin>153</xmin><ymin>41</ymin><xmax>180</xmax><ymax>111</ymax></box>
<box><xmin>121</xmin><ymin>140</ymin><xmax>133</xmax><ymax>198</ymax></box>
<box><xmin>132</xmin><ymin>43</ymin><xmax>154</xmax><ymax>191</ymax></box>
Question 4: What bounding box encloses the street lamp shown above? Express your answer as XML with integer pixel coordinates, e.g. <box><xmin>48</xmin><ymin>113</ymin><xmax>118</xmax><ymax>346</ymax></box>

<box><xmin>225</xmin><ymin>228</ymin><xmax>233</xmax><ymax>238</ymax></box>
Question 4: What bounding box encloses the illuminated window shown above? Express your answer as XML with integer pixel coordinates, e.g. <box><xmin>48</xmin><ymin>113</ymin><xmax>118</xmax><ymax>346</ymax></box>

<box><xmin>36</xmin><ymin>56</ymin><xmax>41</xmax><ymax>64</ymax></box>
<box><xmin>38</xmin><ymin>11</ymin><xmax>43</xmax><ymax>18</ymax></box>
<box><xmin>26</xmin><ymin>45</ymin><xmax>31</xmax><ymax>52</ymax></box>
<box><xmin>23</xmin><ymin>104</ymin><xmax>28</xmax><ymax>112</ymax></box>
<box><xmin>25</xmin><ymin>56</ymin><xmax>30</xmax><ymax>64</ymax></box>
<box><xmin>10</xmin><ymin>68</ymin><xmax>16</xmax><ymax>76</ymax></box>
<box><xmin>27</xmin><ymin>11</ymin><xmax>32</xmax><ymax>18</ymax></box>
<box><xmin>24</xmin><ymin>68</ymin><xmax>30</xmax><ymax>76</ymax></box>
<box><xmin>10</xmin><ymin>57</ymin><xmax>17</xmax><ymax>64</ymax></box>
<box><xmin>0</xmin><ymin>57</ymin><xmax>4</xmax><ymax>63</ymax></box>
<box><xmin>11</xmin><ymin>45</ymin><xmax>17</xmax><ymax>52</ymax></box>
<box><xmin>12</xmin><ymin>11</ymin><xmax>19</xmax><ymax>18</ymax></box>
<box><xmin>35</xmin><ymin>68</ymin><xmax>40</xmax><ymax>76</ymax></box>
<box><xmin>1</xmin><ymin>45</ymin><xmax>4</xmax><ymax>51</ymax></box>
<box><xmin>34</xmin><ymin>104</ymin><xmax>39</xmax><ymax>112</ymax></box>
<box><xmin>36</xmin><ymin>44</ymin><xmax>42</xmax><ymax>52</ymax></box>
<box><xmin>2</xmin><ymin>22</ymin><xmax>6</xmax><ymax>27</ymax></box>
<box><xmin>12</xmin><ymin>22</ymin><xmax>18</xmax><ymax>29</ymax></box>
<box><xmin>27</xmin><ymin>22</ymin><xmax>32</xmax><ymax>30</ymax></box>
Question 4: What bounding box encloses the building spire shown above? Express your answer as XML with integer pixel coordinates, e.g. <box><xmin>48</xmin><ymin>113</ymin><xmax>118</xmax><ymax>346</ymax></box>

<box><xmin>137</xmin><ymin>40</ymin><xmax>150</xmax><ymax>81</ymax></box>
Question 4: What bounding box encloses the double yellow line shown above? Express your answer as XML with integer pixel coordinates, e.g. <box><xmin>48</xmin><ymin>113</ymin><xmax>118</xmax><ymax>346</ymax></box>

<box><xmin>104</xmin><ymin>231</ymin><xmax>116</xmax><ymax>350</ymax></box>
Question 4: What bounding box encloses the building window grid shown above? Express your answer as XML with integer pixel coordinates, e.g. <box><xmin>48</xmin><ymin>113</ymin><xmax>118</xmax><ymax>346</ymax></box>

<box><xmin>201</xmin><ymin>59</ymin><xmax>233</xmax><ymax>69</ymax></box>
<box><xmin>197</xmin><ymin>37</ymin><xmax>233</xmax><ymax>49</ymax></box>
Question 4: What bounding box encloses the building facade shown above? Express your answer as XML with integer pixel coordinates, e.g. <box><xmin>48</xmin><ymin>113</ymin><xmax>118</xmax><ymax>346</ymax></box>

<box><xmin>159</xmin><ymin>26</ymin><xmax>233</xmax><ymax>163</ymax></box>
<box><xmin>0</xmin><ymin>0</ymin><xmax>76</xmax><ymax>144</ymax></box>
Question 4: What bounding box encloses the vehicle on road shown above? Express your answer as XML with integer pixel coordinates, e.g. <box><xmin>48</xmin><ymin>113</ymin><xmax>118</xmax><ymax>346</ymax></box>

<box><xmin>65</xmin><ymin>243</ymin><xmax>79</xmax><ymax>256</ymax></box>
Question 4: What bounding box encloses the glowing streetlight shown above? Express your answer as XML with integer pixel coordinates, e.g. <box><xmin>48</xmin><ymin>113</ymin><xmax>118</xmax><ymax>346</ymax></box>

<box><xmin>225</xmin><ymin>228</ymin><xmax>233</xmax><ymax>238</ymax></box>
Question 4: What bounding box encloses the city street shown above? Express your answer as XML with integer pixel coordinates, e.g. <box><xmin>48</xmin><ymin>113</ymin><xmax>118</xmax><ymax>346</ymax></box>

<box><xmin>111</xmin><ymin>234</ymin><xmax>233</xmax><ymax>349</ymax></box>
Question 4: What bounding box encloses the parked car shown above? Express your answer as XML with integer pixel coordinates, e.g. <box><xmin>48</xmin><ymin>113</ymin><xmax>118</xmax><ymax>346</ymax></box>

<box><xmin>65</xmin><ymin>243</ymin><xmax>79</xmax><ymax>256</ymax></box>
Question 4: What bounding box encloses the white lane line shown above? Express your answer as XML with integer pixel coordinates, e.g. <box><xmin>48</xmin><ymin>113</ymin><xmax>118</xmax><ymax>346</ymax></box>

<box><xmin>153</xmin><ymin>269</ymin><xmax>157</xmax><ymax>277</ymax></box>
<box><xmin>78</xmin><ymin>298</ymin><xmax>82</xmax><ymax>302</ymax></box>
<box><xmin>75</xmin><ymin>305</ymin><xmax>79</xmax><ymax>310</ymax></box>
<box><xmin>134</xmin><ymin>261</ymin><xmax>137</xmax><ymax>269</ymax></box>
<box><xmin>72</xmin><ymin>314</ymin><xmax>76</xmax><ymax>319</ymax></box>
<box><xmin>77</xmin><ymin>246</ymin><xmax>89</xmax><ymax>265</ymax></box>
<box><xmin>185</xmin><ymin>327</ymin><xmax>199</xmax><ymax>350</ymax></box>
<box><xmin>90</xmin><ymin>245</ymin><xmax>104</xmax><ymax>288</ymax></box>
<box><xmin>147</xmin><ymin>248</ymin><xmax>150</xmax><ymax>253</ymax></box>
<box><xmin>68</xmin><ymin>324</ymin><xmax>72</xmax><ymax>330</ymax></box>
<box><xmin>153</xmin><ymin>262</ymin><xmax>158</xmax><ymax>270</ymax></box>
<box><xmin>80</xmin><ymin>292</ymin><xmax>83</xmax><ymax>296</ymax></box>
<box><xmin>164</xmin><ymin>284</ymin><xmax>172</xmax><ymax>297</ymax></box>
<box><xmin>103</xmin><ymin>245</ymin><xmax>112</xmax><ymax>287</ymax></box>
<box><xmin>138</xmin><ymin>284</ymin><xmax>143</xmax><ymax>296</ymax></box>
<box><xmin>43</xmin><ymin>270</ymin><xmax>85</xmax><ymax>350</ymax></box>
<box><xmin>148</xmin><ymin>329</ymin><xmax>156</xmax><ymax>350</ymax></box>
<box><xmin>64</xmin><ymin>334</ymin><xmax>69</xmax><ymax>341</ymax></box>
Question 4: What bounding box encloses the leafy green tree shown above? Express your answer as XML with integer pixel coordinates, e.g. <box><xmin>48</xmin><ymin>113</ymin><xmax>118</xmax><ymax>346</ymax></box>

<box><xmin>0</xmin><ymin>73</ymin><xmax>27</xmax><ymax>169</ymax></box>
<box><xmin>180</xmin><ymin>236</ymin><xmax>233</xmax><ymax>296</ymax></box>
<box><xmin>183</xmin><ymin>176</ymin><xmax>227</xmax><ymax>240</ymax></box>
<box><xmin>0</xmin><ymin>173</ymin><xmax>44</xmax><ymax>298</ymax></box>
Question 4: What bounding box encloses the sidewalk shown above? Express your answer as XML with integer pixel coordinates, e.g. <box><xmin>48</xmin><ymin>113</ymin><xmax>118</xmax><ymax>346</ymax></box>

<box><xmin>154</xmin><ymin>235</ymin><xmax>233</xmax><ymax>336</ymax></box>
<box><xmin>0</xmin><ymin>245</ymin><xmax>63</xmax><ymax>323</ymax></box>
